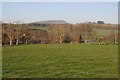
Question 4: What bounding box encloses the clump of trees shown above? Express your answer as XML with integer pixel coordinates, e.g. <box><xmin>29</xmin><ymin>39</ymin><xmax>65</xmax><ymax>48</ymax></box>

<box><xmin>2</xmin><ymin>23</ymin><xmax>49</xmax><ymax>45</ymax></box>
<box><xmin>2</xmin><ymin>22</ymin><xmax>119</xmax><ymax>46</ymax></box>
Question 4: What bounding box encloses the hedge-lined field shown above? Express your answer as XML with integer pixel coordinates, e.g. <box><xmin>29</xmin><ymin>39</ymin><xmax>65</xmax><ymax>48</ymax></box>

<box><xmin>2</xmin><ymin>44</ymin><xmax>118</xmax><ymax>78</ymax></box>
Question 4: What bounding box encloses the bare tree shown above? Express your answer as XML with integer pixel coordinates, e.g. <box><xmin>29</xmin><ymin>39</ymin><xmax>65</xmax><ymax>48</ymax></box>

<box><xmin>79</xmin><ymin>23</ymin><xmax>96</xmax><ymax>44</ymax></box>
<box><xmin>52</xmin><ymin>24</ymin><xmax>67</xmax><ymax>44</ymax></box>
<box><xmin>4</xmin><ymin>23</ymin><xmax>15</xmax><ymax>45</ymax></box>
<box><xmin>23</xmin><ymin>25</ymin><xmax>33</xmax><ymax>44</ymax></box>
<box><xmin>14</xmin><ymin>22</ymin><xmax>26</xmax><ymax>45</ymax></box>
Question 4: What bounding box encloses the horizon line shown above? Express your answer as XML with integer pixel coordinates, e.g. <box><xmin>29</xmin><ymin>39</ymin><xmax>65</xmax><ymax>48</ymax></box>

<box><xmin>1</xmin><ymin>19</ymin><xmax>118</xmax><ymax>24</ymax></box>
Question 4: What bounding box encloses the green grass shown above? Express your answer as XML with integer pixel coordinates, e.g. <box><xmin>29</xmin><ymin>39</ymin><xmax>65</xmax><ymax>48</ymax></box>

<box><xmin>33</xmin><ymin>27</ymin><xmax>118</xmax><ymax>36</ymax></box>
<box><xmin>93</xmin><ymin>29</ymin><xmax>118</xmax><ymax>36</ymax></box>
<box><xmin>2</xmin><ymin>44</ymin><xmax>118</xmax><ymax>78</ymax></box>
<box><xmin>33</xmin><ymin>27</ymin><xmax>51</xmax><ymax>32</ymax></box>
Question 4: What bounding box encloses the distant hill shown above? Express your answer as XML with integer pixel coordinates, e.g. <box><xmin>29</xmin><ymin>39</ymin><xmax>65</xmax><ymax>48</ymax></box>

<box><xmin>32</xmin><ymin>20</ymin><xmax>68</xmax><ymax>24</ymax></box>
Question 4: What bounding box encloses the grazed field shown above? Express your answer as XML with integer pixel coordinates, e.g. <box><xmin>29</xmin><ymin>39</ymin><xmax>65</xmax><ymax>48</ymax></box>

<box><xmin>2</xmin><ymin>44</ymin><xmax>118</xmax><ymax>78</ymax></box>
<box><xmin>93</xmin><ymin>28</ymin><xmax>118</xmax><ymax>36</ymax></box>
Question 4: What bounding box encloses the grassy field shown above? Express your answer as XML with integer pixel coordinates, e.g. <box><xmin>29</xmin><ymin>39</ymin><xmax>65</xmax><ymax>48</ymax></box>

<box><xmin>93</xmin><ymin>29</ymin><xmax>118</xmax><ymax>36</ymax></box>
<box><xmin>2</xmin><ymin>44</ymin><xmax>118</xmax><ymax>78</ymax></box>
<box><xmin>33</xmin><ymin>27</ymin><xmax>118</xmax><ymax>36</ymax></box>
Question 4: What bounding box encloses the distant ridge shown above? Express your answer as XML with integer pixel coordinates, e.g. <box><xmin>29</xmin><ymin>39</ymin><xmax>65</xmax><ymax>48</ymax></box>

<box><xmin>32</xmin><ymin>20</ymin><xmax>68</xmax><ymax>24</ymax></box>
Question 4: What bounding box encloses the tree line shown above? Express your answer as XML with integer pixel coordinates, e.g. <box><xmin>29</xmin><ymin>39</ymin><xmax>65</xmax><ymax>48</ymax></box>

<box><xmin>2</xmin><ymin>22</ymin><xmax>119</xmax><ymax>46</ymax></box>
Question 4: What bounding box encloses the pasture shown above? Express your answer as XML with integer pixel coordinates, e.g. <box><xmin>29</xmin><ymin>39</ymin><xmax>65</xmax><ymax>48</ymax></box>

<box><xmin>93</xmin><ymin>28</ymin><xmax>118</xmax><ymax>36</ymax></box>
<box><xmin>2</xmin><ymin>44</ymin><xmax>118</xmax><ymax>78</ymax></box>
